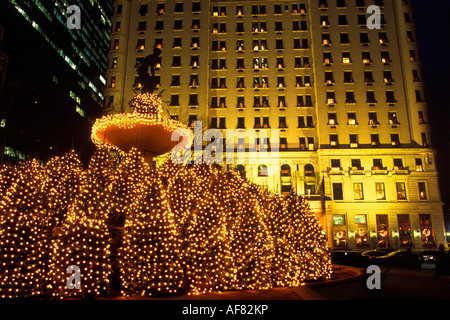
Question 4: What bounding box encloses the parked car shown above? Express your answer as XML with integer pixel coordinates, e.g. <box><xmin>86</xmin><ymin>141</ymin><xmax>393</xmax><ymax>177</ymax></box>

<box><xmin>415</xmin><ymin>250</ymin><xmax>438</xmax><ymax>265</ymax></box>
<box><xmin>330</xmin><ymin>249</ymin><xmax>370</xmax><ymax>267</ymax></box>
<box><xmin>372</xmin><ymin>250</ymin><xmax>421</xmax><ymax>269</ymax></box>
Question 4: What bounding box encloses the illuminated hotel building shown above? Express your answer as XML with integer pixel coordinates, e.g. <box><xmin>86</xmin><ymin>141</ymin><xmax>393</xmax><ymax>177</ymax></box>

<box><xmin>0</xmin><ymin>0</ymin><xmax>113</xmax><ymax>162</ymax></box>
<box><xmin>105</xmin><ymin>0</ymin><xmax>446</xmax><ymax>250</ymax></box>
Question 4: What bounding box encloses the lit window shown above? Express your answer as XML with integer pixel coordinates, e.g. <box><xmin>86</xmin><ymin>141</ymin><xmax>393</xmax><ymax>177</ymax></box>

<box><xmin>375</xmin><ymin>183</ymin><xmax>386</xmax><ymax>200</ymax></box>
<box><xmin>353</xmin><ymin>183</ymin><xmax>364</xmax><ymax>200</ymax></box>
<box><xmin>415</xmin><ymin>158</ymin><xmax>423</xmax><ymax>172</ymax></box>
<box><xmin>350</xmin><ymin>134</ymin><xmax>358</xmax><ymax>148</ymax></box>
<box><xmin>156</xmin><ymin>3</ymin><xmax>165</xmax><ymax>14</ymax></box>
<box><xmin>328</xmin><ymin>113</ymin><xmax>337</xmax><ymax>126</ymax></box>
<box><xmin>419</xmin><ymin>215</ymin><xmax>435</xmax><ymax>247</ymax></box>
<box><xmin>75</xmin><ymin>106</ymin><xmax>85</xmax><ymax>117</ymax></box>
<box><xmin>258</xmin><ymin>164</ymin><xmax>268</xmax><ymax>177</ymax></box>
<box><xmin>188</xmin><ymin>114</ymin><xmax>197</xmax><ymax>128</ymax></box>
<box><xmin>391</xmin><ymin>134</ymin><xmax>400</xmax><ymax>146</ymax></box>
<box><xmin>330</xmin><ymin>134</ymin><xmax>338</xmax><ymax>146</ymax></box>
<box><xmin>137</xmin><ymin>39</ymin><xmax>145</xmax><ymax>51</ymax></box>
<box><xmin>342</xmin><ymin>52</ymin><xmax>351</xmax><ymax>64</ymax></box>
<box><xmin>393</xmin><ymin>158</ymin><xmax>404</xmax><ymax>170</ymax></box>
<box><xmin>421</xmin><ymin>132</ymin><xmax>428</xmax><ymax>147</ymax></box>
<box><xmin>355</xmin><ymin>215</ymin><xmax>369</xmax><ymax>247</ymax></box>
<box><xmin>418</xmin><ymin>182</ymin><xmax>427</xmax><ymax>200</ymax></box>
<box><xmin>396</xmin><ymin>182</ymin><xmax>407</xmax><ymax>200</ymax></box>
<box><xmin>373</xmin><ymin>159</ymin><xmax>383</xmax><ymax>170</ymax></box>
<box><xmin>280</xmin><ymin>137</ymin><xmax>287</xmax><ymax>150</ymax></box>
<box><xmin>113</xmin><ymin>39</ymin><xmax>119</xmax><ymax>50</ymax></box>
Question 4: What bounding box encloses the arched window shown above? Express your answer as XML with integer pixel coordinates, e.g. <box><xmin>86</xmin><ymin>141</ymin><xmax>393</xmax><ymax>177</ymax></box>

<box><xmin>234</xmin><ymin>164</ymin><xmax>246</xmax><ymax>179</ymax></box>
<box><xmin>258</xmin><ymin>164</ymin><xmax>268</xmax><ymax>177</ymax></box>
<box><xmin>304</xmin><ymin>164</ymin><xmax>315</xmax><ymax>177</ymax></box>
<box><xmin>280</xmin><ymin>164</ymin><xmax>291</xmax><ymax>176</ymax></box>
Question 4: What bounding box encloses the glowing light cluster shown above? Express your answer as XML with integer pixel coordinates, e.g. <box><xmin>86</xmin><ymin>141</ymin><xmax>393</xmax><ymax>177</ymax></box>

<box><xmin>91</xmin><ymin>93</ymin><xmax>193</xmax><ymax>154</ymax></box>
<box><xmin>45</xmin><ymin>148</ymin><xmax>113</xmax><ymax>299</ymax></box>
<box><xmin>0</xmin><ymin>147</ymin><xmax>332</xmax><ymax>299</ymax></box>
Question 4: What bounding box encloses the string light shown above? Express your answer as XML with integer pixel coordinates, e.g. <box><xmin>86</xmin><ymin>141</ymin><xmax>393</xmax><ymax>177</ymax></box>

<box><xmin>91</xmin><ymin>93</ymin><xmax>193</xmax><ymax>155</ymax></box>
<box><xmin>0</xmin><ymin>93</ymin><xmax>332</xmax><ymax>298</ymax></box>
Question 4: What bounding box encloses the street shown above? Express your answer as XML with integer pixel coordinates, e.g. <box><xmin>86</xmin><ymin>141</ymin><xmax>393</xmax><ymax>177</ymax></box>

<box><xmin>368</xmin><ymin>268</ymin><xmax>450</xmax><ymax>300</ymax></box>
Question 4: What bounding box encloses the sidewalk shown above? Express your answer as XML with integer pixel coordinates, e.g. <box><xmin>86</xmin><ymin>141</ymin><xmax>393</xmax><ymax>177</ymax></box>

<box><xmin>384</xmin><ymin>268</ymin><xmax>450</xmax><ymax>281</ymax></box>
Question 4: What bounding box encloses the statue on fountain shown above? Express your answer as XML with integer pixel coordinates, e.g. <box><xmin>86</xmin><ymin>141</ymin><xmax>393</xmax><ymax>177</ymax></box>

<box><xmin>137</xmin><ymin>48</ymin><xmax>162</xmax><ymax>94</ymax></box>
<box><xmin>91</xmin><ymin>47</ymin><xmax>192</xmax><ymax>164</ymax></box>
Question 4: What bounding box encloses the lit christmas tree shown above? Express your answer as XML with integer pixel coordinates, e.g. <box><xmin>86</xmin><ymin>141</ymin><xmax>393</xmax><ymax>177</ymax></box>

<box><xmin>225</xmin><ymin>181</ymin><xmax>274</xmax><ymax>291</ymax></box>
<box><xmin>46</xmin><ymin>147</ymin><xmax>113</xmax><ymax>298</ymax></box>
<box><xmin>285</xmin><ymin>196</ymin><xmax>332</xmax><ymax>281</ymax></box>
<box><xmin>267</xmin><ymin>194</ymin><xmax>332</xmax><ymax>287</ymax></box>
<box><xmin>117</xmin><ymin>149</ymin><xmax>184</xmax><ymax>296</ymax></box>
<box><xmin>41</xmin><ymin>150</ymin><xmax>83</xmax><ymax>230</ymax></box>
<box><xmin>165</xmin><ymin>162</ymin><xmax>236</xmax><ymax>294</ymax></box>
<box><xmin>0</xmin><ymin>159</ymin><xmax>48</xmax><ymax>298</ymax></box>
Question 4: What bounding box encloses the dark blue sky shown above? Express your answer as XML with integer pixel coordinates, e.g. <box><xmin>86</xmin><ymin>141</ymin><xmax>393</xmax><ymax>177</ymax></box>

<box><xmin>412</xmin><ymin>0</ymin><xmax>450</xmax><ymax>215</ymax></box>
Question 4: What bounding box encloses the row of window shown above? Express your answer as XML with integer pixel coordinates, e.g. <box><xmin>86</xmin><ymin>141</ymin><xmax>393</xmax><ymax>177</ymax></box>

<box><xmin>120</xmin><ymin>90</ymin><xmax>417</xmax><ymax>109</ymax></box>
<box><xmin>321</xmin><ymin>50</ymin><xmax>418</xmax><ymax>65</ymax></box>
<box><xmin>321</xmin><ymin>29</ymin><xmax>416</xmax><ymax>44</ymax></box>
<box><xmin>324</xmin><ymin>90</ymin><xmax>412</xmax><ymax>105</ymax></box>
<box><xmin>167</xmin><ymin>112</ymin><xmax>429</xmax><ymax>149</ymax></box>
<box><xmin>171</xmin><ymin>132</ymin><xmax>310</xmax><ymax>152</ymax></box>
<box><xmin>186</xmin><ymin>111</ymin><xmax>424</xmax><ymax>130</ymax></box>
<box><xmin>165</xmin><ymin>94</ymin><xmax>314</xmax><ymax>108</ymax></box>
<box><xmin>129</xmin><ymin>55</ymin><xmax>312</xmax><ymax>72</ymax></box>
<box><xmin>117</xmin><ymin>20</ymin><xmax>394</xmax><ymax>52</ymax></box>
<box><xmin>119</xmin><ymin>20</ymin><xmax>313</xmax><ymax>34</ymax></box>
<box><xmin>332</xmin><ymin>180</ymin><xmax>429</xmax><ymax>202</ymax></box>
<box><xmin>129</xmin><ymin>38</ymin><xmax>417</xmax><ymax>65</ymax></box>
<box><xmin>327</xmin><ymin>111</ymin><xmax>427</xmax><ymax>126</ymax></box>
<box><xmin>330</xmin><ymin>158</ymin><xmax>424</xmax><ymax>172</ymax></box>
<box><xmin>321</xmin><ymin>0</ymin><xmax>387</xmax><ymax>9</ymax></box>
<box><xmin>328</xmin><ymin>132</ymin><xmax>429</xmax><ymax>147</ymax></box>
<box><xmin>112</xmin><ymin>36</ymin><xmax>417</xmax><ymax>68</ymax></box>
<box><xmin>332</xmin><ymin>212</ymin><xmax>435</xmax><ymax>249</ymax></box>
<box><xmin>162</xmin><ymin>71</ymin><xmax>419</xmax><ymax>89</ymax></box>
<box><xmin>206</xmin><ymin>116</ymin><xmax>314</xmax><ymax>130</ymax></box>
<box><xmin>111</xmin><ymin>72</ymin><xmax>423</xmax><ymax>110</ymax></box>
<box><xmin>124</xmin><ymin>3</ymin><xmax>309</xmax><ymax>17</ymax></box>
<box><xmin>120</xmin><ymin>0</ymin><xmax>410</xmax><ymax>18</ymax></box>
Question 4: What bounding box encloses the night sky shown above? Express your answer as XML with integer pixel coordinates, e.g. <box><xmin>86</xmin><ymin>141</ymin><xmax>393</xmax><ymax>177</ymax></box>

<box><xmin>412</xmin><ymin>0</ymin><xmax>450</xmax><ymax>218</ymax></box>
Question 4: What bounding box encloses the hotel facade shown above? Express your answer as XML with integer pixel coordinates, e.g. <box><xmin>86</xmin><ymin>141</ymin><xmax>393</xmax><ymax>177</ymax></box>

<box><xmin>104</xmin><ymin>0</ymin><xmax>446</xmax><ymax>250</ymax></box>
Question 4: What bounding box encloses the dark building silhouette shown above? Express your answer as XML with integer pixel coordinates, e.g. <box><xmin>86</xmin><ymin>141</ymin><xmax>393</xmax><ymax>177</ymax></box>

<box><xmin>0</xmin><ymin>0</ymin><xmax>113</xmax><ymax>164</ymax></box>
